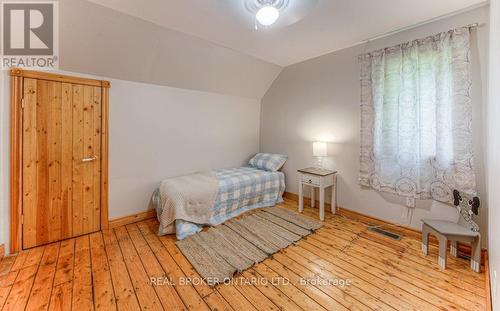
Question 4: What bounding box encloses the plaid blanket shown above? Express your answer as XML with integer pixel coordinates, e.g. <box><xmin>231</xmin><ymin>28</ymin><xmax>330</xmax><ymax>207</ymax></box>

<box><xmin>158</xmin><ymin>166</ymin><xmax>285</xmax><ymax>240</ymax></box>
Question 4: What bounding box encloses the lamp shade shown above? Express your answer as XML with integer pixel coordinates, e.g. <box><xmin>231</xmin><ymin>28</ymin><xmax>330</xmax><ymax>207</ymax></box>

<box><xmin>313</xmin><ymin>142</ymin><xmax>327</xmax><ymax>157</ymax></box>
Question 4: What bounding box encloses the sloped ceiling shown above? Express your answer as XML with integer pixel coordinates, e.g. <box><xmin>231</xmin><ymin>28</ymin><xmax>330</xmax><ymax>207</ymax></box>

<box><xmin>87</xmin><ymin>0</ymin><xmax>488</xmax><ymax>66</ymax></box>
<box><xmin>59</xmin><ymin>0</ymin><xmax>282</xmax><ymax>99</ymax></box>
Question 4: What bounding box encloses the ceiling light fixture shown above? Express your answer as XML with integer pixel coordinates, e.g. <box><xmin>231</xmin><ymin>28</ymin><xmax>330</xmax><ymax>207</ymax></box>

<box><xmin>256</xmin><ymin>5</ymin><xmax>280</xmax><ymax>26</ymax></box>
<box><xmin>234</xmin><ymin>0</ymin><xmax>317</xmax><ymax>30</ymax></box>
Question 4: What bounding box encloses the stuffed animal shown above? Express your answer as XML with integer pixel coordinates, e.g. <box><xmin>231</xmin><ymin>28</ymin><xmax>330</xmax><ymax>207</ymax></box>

<box><xmin>453</xmin><ymin>189</ymin><xmax>480</xmax><ymax>232</ymax></box>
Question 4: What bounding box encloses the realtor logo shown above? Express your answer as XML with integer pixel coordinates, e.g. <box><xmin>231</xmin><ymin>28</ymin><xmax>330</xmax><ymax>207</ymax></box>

<box><xmin>1</xmin><ymin>1</ymin><xmax>59</xmax><ymax>69</ymax></box>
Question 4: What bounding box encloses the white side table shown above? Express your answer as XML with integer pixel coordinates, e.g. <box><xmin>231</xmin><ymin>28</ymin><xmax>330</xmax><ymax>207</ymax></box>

<box><xmin>298</xmin><ymin>167</ymin><xmax>337</xmax><ymax>221</ymax></box>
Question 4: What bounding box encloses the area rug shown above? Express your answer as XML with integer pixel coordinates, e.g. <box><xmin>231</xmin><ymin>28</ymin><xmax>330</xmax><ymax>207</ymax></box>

<box><xmin>176</xmin><ymin>206</ymin><xmax>322</xmax><ymax>285</ymax></box>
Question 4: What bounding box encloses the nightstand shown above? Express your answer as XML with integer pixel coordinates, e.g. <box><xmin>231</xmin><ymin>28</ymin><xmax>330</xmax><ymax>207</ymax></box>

<box><xmin>298</xmin><ymin>167</ymin><xmax>338</xmax><ymax>221</ymax></box>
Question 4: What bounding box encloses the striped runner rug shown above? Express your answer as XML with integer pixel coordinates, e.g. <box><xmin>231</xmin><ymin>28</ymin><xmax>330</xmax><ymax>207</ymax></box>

<box><xmin>176</xmin><ymin>206</ymin><xmax>322</xmax><ymax>285</ymax></box>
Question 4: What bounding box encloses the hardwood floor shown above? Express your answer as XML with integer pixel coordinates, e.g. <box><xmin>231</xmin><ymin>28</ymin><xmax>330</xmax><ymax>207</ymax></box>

<box><xmin>0</xmin><ymin>199</ymin><xmax>487</xmax><ymax>310</ymax></box>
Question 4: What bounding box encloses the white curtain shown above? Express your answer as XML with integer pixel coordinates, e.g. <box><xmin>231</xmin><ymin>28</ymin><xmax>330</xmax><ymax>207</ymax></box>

<box><xmin>359</xmin><ymin>26</ymin><xmax>476</xmax><ymax>203</ymax></box>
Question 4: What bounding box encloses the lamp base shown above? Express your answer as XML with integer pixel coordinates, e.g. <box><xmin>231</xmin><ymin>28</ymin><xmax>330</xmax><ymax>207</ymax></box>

<box><xmin>316</xmin><ymin>156</ymin><xmax>324</xmax><ymax>169</ymax></box>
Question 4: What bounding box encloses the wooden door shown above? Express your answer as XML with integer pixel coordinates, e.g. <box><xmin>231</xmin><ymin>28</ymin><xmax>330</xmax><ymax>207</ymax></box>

<box><xmin>22</xmin><ymin>78</ymin><xmax>102</xmax><ymax>249</ymax></box>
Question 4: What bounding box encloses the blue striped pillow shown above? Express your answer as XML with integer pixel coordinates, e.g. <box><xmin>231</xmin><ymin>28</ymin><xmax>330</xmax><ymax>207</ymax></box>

<box><xmin>248</xmin><ymin>153</ymin><xmax>287</xmax><ymax>172</ymax></box>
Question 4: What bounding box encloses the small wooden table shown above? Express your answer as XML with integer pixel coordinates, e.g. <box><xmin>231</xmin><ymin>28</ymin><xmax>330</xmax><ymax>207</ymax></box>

<box><xmin>298</xmin><ymin>167</ymin><xmax>338</xmax><ymax>221</ymax></box>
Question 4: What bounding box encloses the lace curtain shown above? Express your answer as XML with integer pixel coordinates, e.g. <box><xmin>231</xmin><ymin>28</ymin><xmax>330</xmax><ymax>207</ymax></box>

<box><xmin>359</xmin><ymin>26</ymin><xmax>476</xmax><ymax>203</ymax></box>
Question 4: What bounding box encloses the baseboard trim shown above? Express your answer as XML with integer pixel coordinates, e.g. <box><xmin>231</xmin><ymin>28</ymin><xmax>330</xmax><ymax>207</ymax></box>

<box><xmin>0</xmin><ymin>244</ymin><xmax>4</xmax><ymax>260</ymax></box>
<box><xmin>284</xmin><ymin>191</ymin><xmax>487</xmax><ymax>264</ymax></box>
<box><xmin>109</xmin><ymin>210</ymin><xmax>157</xmax><ymax>229</ymax></box>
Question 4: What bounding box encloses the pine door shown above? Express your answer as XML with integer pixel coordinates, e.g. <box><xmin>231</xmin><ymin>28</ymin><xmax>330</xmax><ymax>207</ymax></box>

<box><xmin>22</xmin><ymin>78</ymin><xmax>102</xmax><ymax>249</ymax></box>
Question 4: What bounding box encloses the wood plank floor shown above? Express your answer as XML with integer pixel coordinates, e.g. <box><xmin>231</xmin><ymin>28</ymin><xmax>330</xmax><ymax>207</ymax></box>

<box><xmin>0</xmin><ymin>199</ymin><xmax>487</xmax><ymax>310</ymax></box>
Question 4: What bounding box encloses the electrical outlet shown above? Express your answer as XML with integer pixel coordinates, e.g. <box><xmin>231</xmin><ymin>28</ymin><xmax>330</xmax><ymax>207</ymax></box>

<box><xmin>406</xmin><ymin>197</ymin><xmax>415</xmax><ymax>208</ymax></box>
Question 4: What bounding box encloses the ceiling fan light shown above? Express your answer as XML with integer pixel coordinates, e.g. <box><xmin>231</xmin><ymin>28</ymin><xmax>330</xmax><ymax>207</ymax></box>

<box><xmin>256</xmin><ymin>6</ymin><xmax>280</xmax><ymax>26</ymax></box>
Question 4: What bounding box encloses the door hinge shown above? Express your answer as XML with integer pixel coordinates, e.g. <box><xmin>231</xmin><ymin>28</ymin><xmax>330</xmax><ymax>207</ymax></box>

<box><xmin>21</xmin><ymin>214</ymin><xmax>24</xmax><ymax>224</ymax></box>
<box><xmin>21</xmin><ymin>98</ymin><xmax>25</xmax><ymax>109</ymax></box>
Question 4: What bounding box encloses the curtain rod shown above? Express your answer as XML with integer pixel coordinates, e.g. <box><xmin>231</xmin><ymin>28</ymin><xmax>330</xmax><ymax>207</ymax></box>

<box><xmin>360</xmin><ymin>1</ymin><xmax>487</xmax><ymax>44</ymax></box>
<box><xmin>363</xmin><ymin>22</ymin><xmax>481</xmax><ymax>44</ymax></box>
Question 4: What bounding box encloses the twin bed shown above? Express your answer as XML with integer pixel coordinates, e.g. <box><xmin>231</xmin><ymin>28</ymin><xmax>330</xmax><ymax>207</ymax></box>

<box><xmin>153</xmin><ymin>153</ymin><xmax>287</xmax><ymax>239</ymax></box>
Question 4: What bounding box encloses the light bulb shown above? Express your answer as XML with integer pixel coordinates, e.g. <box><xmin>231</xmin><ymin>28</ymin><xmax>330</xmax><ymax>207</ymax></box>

<box><xmin>256</xmin><ymin>6</ymin><xmax>279</xmax><ymax>26</ymax></box>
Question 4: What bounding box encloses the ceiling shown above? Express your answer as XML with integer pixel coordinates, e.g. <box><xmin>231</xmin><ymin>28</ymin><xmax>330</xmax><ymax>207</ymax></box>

<box><xmin>87</xmin><ymin>0</ymin><xmax>488</xmax><ymax>67</ymax></box>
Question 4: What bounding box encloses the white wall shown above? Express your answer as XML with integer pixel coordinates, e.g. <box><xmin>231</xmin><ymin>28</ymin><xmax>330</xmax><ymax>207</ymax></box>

<box><xmin>108</xmin><ymin>79</ymin><xmax>261</xmax><ymax>218</ymax></box>
<box><xmin>0</xmin><ymin>71</ymin><xmax>10</xmax><ymax>254</ymax></box>
<box><xmin>488</xmin><ymin>0</ymin><xmax>500</xmax><ymax>308</ymax></box>
<box><xmin>260</xmin><ymin>7</ymin><xmax>489</xmax><ymax>244</ymax></box>
<box><xmin>0</xmin><ymin>72</ymin><xmax>261</xmax><ymax>253</ymax></box>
